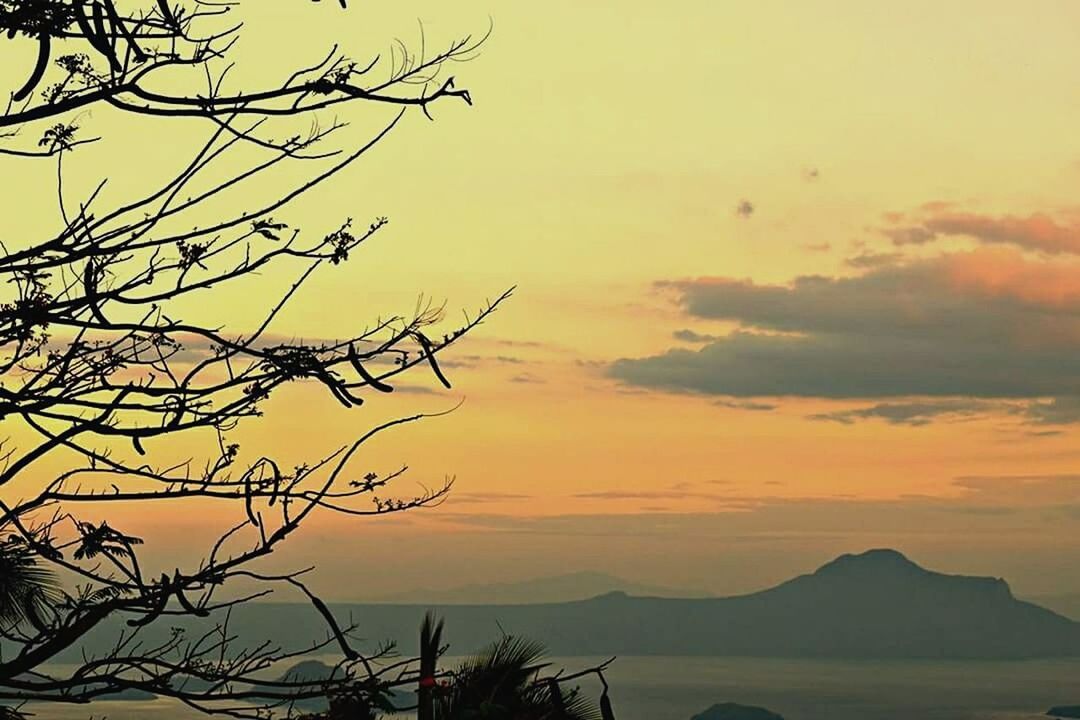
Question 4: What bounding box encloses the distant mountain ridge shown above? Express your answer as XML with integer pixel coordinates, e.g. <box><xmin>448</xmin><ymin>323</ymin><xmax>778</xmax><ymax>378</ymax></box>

<box><xmin>370</xmin><ymin>570</ymin><xmax>711</xmax><ymax>604</ymax></box>
<box><xmin>60</xmin><ymin>549</ymin><xmax>1080</xmax><ymax>661</ymax></box>
<box><xmin>339</xmin><ymin>549</ymin><xmax>1080</xmax><ymax>658</ymax></box>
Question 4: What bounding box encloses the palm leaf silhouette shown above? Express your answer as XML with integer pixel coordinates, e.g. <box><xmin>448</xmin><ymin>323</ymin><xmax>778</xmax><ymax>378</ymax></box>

<box><xmin>0</xmin><ymin>536</ymin><xmax>63</xmax><ymax>629</ymax></box>
<box><xmin>435</xmin><ymin>630</ymin><xmax>600</xmax><ymax>720</ymax></box>
<box><xmin>419</xmin><ymin>611</ymin><xmax>445</xmax><ymax>720</ymax></box>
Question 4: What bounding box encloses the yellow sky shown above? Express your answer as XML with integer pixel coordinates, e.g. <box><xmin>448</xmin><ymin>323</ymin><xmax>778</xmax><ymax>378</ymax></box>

<box><xmin>4</xmin><ymin>1</ymin><xmax>1080</xmax><ymax>597</ymax></box>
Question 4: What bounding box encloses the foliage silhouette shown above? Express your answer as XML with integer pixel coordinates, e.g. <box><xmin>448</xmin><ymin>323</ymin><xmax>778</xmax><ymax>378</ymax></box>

<box><xmin>0</xmin><ymin>535</ymin><xmax>63</xmax><ymax>629</ymax></box>
<box><xmin>0</xmin><ymin>0</ymin><xmax>481</xmax><ymax>150</ymax></box>
<box><xmin>300</xmin><ymin>613</ymin><xmax>615</xmax><ymax>720</ymax></box>
<box><xmin>432</xmin><ymin>634</ymin><xmax>604</xmax><ymax>720</ymax></box>
<box><xmin>0</xmin><ymin>1</ymin><xmax>509</xmax><ymax>717</ymax></box>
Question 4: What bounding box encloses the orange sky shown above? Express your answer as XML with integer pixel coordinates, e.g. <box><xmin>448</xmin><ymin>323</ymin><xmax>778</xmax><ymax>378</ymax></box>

<box><xmin>3</xmin><ymin>1</ymin><xmax>1080</xmax><ymax>599</ymax></box>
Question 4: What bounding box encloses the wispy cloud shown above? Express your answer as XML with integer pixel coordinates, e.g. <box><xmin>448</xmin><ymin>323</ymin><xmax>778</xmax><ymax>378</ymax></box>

<box><xmin>884</xmin><ymin>209</ymin><xmax>1080</xmax><ymax>255</ymax></box>
<box><xmin>510</xmin><ymin>373</ymin><xmax>547</xmax><ymax>384</ymax></box>
<box><xmin>716</xmin><ymin>398</ymin><xmax>777</xmax><ymax>412</ymax></box>
<box><xmin>673</xmin><ymin>329</ymin><xmax>721</xmax><ymax>343</ymax></box>
<box><xmin>447</xmin><ymin>492</ymin><xmax>534</xmax><ymax>505</ymax></box>
<box><xmin>845</xmin><ymin>251</ymin><xmax>903</xmax><ymax>269</ymax></box>
<box><xmin>808</xmin><ymin>399</ymin><xmax>1009</xmax><ymax>426</ymax></box>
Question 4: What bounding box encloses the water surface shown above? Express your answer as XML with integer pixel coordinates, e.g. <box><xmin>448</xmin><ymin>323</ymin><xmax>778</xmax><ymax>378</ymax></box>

<box><xmin>31</xmin><ymin>656</ymin><xmax>1080</xmax><ymax>720</ymax></box>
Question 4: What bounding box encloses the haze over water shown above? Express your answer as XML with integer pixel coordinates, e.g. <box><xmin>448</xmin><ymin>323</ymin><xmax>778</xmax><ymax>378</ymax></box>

<box><xmin>35</xmin><ymin>656</ymin><xmax>1080</xmax><ymax>720</ymax></box>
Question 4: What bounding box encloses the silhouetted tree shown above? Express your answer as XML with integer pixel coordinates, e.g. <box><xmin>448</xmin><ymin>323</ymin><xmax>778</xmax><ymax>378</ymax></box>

<box><xmin>0</xmin><ymin>1</ymin><xmax>504</xmax><ymax>717</ymax></box>
<box><xmin>0</xmin><ymin>0</ymin><xmax>477</xmax><ymax>143</ymax></box>
<box><xmin>304</xmin><ymin>615</ymin><xmax>617</xmax><ymax>720</ymax></box>
<box><xmin>432</xmin><ymin>634</ymin><xmax>607</xmax><ymax>720</ymax></box>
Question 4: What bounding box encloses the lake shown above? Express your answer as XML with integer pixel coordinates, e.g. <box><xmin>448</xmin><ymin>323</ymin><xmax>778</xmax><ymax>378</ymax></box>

<box><xmin>29</xmin><ymin>656</ymin><xmax>1080</xmax><ymax>720</ymax></box>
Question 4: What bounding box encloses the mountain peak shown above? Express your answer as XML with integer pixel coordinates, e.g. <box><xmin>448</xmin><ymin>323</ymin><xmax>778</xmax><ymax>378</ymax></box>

<box><xmin>799</xmin><ymin>549</ymin><xmax>1016</xmax><ymax>603</ymax></box>
<box><xmin>814</xmin><ymin>549</ymin><xmax>925</xmax><ymax>577</ymax></box>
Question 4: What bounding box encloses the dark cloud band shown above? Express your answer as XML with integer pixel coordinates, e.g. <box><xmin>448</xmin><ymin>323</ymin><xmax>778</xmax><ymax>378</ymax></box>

<box><xmin>610</xmin><ymin>250</ymin><xmax>1080</xmax><ymax>424</ymax></box>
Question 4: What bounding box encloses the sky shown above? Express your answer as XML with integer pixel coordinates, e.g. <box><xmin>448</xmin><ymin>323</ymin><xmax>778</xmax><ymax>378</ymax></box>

<box><xmin>4</xmin><ymin>1</ymin><xmax>1080</xmax><ymax>600</ymax></box>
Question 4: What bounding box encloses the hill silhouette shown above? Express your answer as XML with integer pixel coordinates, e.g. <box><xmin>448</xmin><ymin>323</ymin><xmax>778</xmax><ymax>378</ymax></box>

<box><xmin>59</xmin><ymin>549</ymin><xmax>1080</xmax><ymax>661</ymax></box>
<box><xmin>1049</xmin><ymin>708</ymin><xmax>1080</xmax><ymax>719</ymax></box>
<box><xmin>454</xmin><ymin>548</ymin><xmax>1077</xmax><ymax>658</ymax></box>
<box><xmin>244</xmin><ymin>660</ymin><xmax>340</xmax><ymax>712</ymax></box>
<box><xmin>1031</xmin><ymin>593</ymin><xmax>1080</xmax><ymax>621</ymax></box>
<box><xmin>369</xmin><ymin>570</ymin><xmax>709</xmax><ymax>604</ymax></box>
<box><xmin>691</xmin><ymin>703</ymin><xmax>785</xmax><ymax>720</ymax></box>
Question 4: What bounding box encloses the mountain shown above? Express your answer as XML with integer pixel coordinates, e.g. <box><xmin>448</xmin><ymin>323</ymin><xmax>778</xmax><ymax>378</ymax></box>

<box><xmin>244</xmin><ymin>660</ymin><xmax>342</xmax><ymax>713</ymax></box>
<box><xmin>453</xmin><ymin>548</ymin><xmax>1079</xmax><ymax>659</ymax></box>
<box><xmin>371</xmin><ymin>571</ymin><xmax>710</xmax><ymax>604</ymax></box>
<box><xmin>691</xmin><ymin>703</ymin><xmax>785</xmax><ymax>720</ymax></box>
<box><xmin>276</xmin><ymin>660</ymin><xmax>340</xmax><ymax>683</ymax></box>
<box><xmin>1048</xmin><ymin>707</ymin><xmax>1080</xmax><ymax>718</ymax></box>
<box><xmin>60</xmin><ymin>549</ymin><xmax>1080</xmax><ymax>661</ymax></box>
<box><xmin>1030</xmin><ymin>593</ymin><xmax>1080</xmax><ymax>621</ymax></box>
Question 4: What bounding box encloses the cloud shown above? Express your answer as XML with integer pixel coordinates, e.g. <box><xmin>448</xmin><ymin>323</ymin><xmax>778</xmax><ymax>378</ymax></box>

<box><xmin>809</xmin><ymin>398</ymin><xmax>1080</xmax><ymax>427</ymax></box>
<box><xmin>1023</xmin><ymin>396</ymin><xmax>1080</xmax><ymax>425</ymax></box>
<box><xmin>510</xmin><ymin>373</ymin><xmax>546</xmax><ymax>384</ymax></box>
<box><xmin>438</xmin><ymin>473</ymin><xmax>1080</xmax><ymax>540</ymax></box>
<box><xmin>574</xmin><ymin>490</ymin><xmax>711</xmax><ymax>501</ymax></box>
<box><xmin>845</xmin><ymin>251</ymin><xmax>903</xmax><ymax>269</ymax></box>
<box><xmin>572</xmin><ymin>481</ymin><xmax>745</xmax><ymax>503</ymax></box>
<box><xmin>1026</xmin><ymin>429</ymin><xmax>1065</xmax><ymax>438</ymax></box>
<box><xmin>609</xmin><ymin>248</ymin><xmax>1080</xmax><ymax>422</ymax></box>
<box><xmin>885</xmin><ymin>210</ymin><xmax>1080</xmax><ymax>255</ymax></box>
<box><xmin>951</xmin><ymin>474</ymin><xmax>1080</xmax><ymax>505</ymax></box>
<box><xmin>926</xmin><ymin>212</ymin><xmax>1080</xmax><ymax>254</ymax></box>
<box><xmin>883</xmin><ymin>226</ymin><xmax>937</xmax><ymax>246</ymax></box>
<box><xmin>612</xmin><ymin>330</ymin><xmax>1078</xmax><ymax>399</ymax></box>
<box><xmin>448</xmin><ymin>492</ymin><xmax>534</xmax><ymax>504</ymax></box>
<box><xmin>392</xmin><ymin>384</ymin><xmax>444</xmax><ymax>395</ymax></box>
<box><xmin>808</xmin><ymin>399</ymin><xmax>1008</xmax><ymax>426</ymax></box>
<box><xmin>715</xmin><ymin>398</ymin><xmax>777</xmax><ymax>412</ymax></box>
<box><xmin>673</xmin><ymin>329</ymin><xmax>721</xmax><ymax>343</ymax></box>
<box><xmin>490</xmin><ymin>338</ymin><xmax>548</xmax><ymax>349</ymax></box>
<box><xmin>443</xmin><ymin>354</ymin><xmax>528</xmax><ymax>369</ymax></box>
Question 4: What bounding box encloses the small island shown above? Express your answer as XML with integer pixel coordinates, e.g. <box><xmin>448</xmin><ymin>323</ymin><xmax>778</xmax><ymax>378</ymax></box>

<box><xmin>691</xmin><ymin>702</ymin><xmax>785</xmax><ymax>720</ymax></box>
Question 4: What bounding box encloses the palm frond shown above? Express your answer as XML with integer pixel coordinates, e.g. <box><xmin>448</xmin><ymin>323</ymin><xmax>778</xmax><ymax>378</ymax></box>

<box><xmin>421</xmin><ymin>611</ymin><xmax>445</xmax><ymax>667</ymax></box>
<box><xmin>531</xmin><ymin>679</ymin><xmax>602</xmax><ymax>720</ymax></box>
<box><xmin>0</xmin><ymin>536</ymin><xmax>63</xmax><ymax>629</ymax></box>
<box><xmin>437</xmin><ymin>634</ymin><xmax>599</xmax><ymax>720</ymax></box>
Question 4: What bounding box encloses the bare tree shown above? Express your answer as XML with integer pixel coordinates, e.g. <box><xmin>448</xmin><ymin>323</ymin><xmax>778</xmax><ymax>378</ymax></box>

<box><xmin>0</xmin><ymin>1</ymin><xmax>509</xmax><ymax>717</ymax></box>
